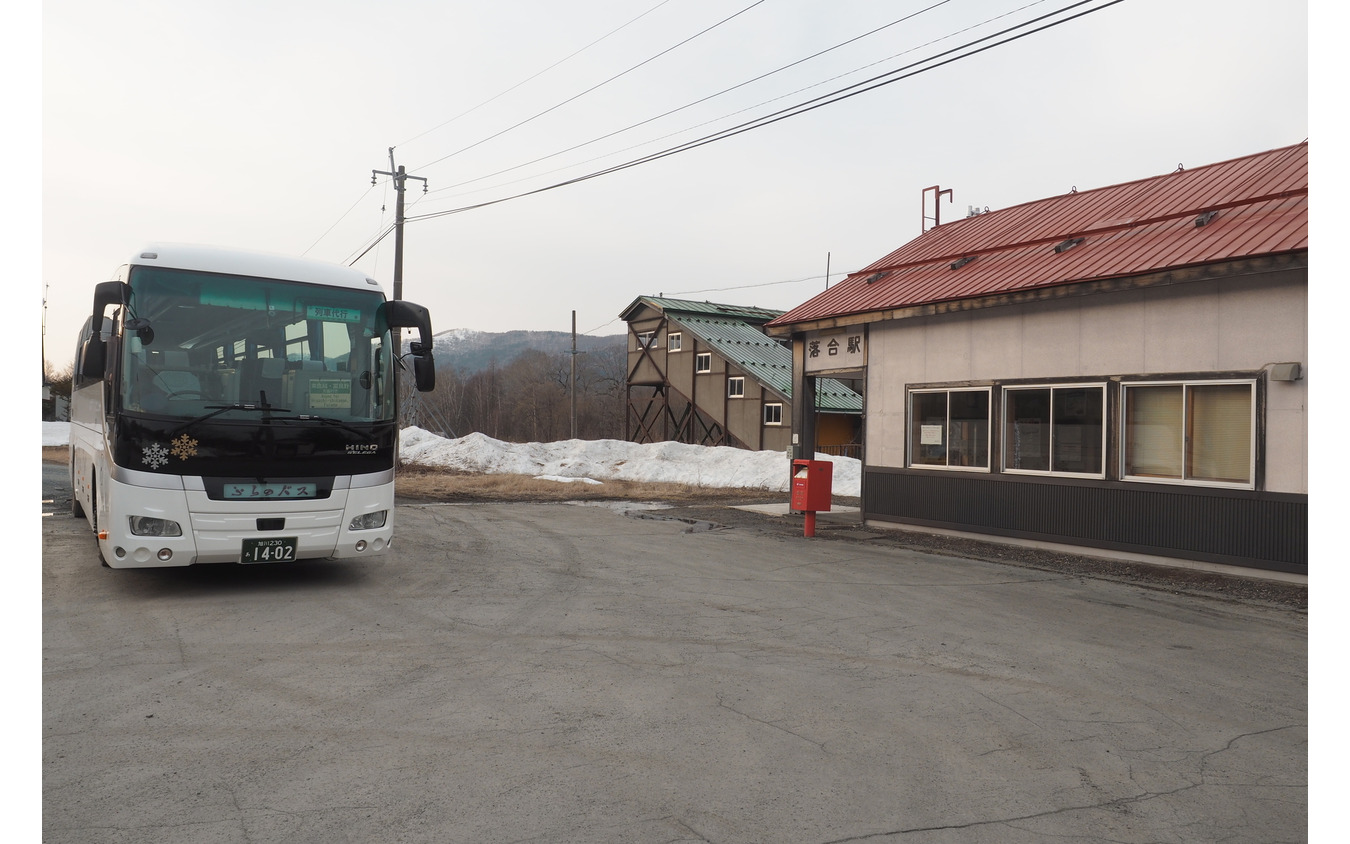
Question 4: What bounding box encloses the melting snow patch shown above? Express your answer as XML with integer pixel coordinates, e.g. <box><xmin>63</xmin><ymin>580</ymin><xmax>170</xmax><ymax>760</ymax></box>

<box><xmin>535</xmin><ymin>475</ymin><xmax>603</xmax><ymax>485</ymax></box>
<box><xmin>565</xmin><ymin>501</ymin><xmax>673</xmax><ymax>512</ymax></box>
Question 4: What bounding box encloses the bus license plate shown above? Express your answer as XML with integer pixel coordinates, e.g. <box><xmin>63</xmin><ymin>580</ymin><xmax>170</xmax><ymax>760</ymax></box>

<box><xmin>241</xmin><ymin>537</ymin><xmax>297</xmax><ymax>563</ymax></box>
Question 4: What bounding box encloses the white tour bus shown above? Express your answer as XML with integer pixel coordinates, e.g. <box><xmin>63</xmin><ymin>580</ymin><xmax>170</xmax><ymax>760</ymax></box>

<box><xmin>70</xmin><ymin>244</ymin><xmax>436</xmax><ymax>568</ymax></box>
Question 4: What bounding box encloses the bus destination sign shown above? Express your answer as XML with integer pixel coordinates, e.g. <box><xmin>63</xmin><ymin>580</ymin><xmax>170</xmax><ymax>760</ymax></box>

<box><xmin>225</xmin><ymin>482</ymin><xmax>317</xmax><ymax>500</ymax></box>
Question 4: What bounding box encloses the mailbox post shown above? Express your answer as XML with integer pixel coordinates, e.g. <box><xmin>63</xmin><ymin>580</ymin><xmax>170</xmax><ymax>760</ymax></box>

<box><xmin>791</xmin><ymin>459</ymin><xmax>833</xmax><ymax>537</ymax></box>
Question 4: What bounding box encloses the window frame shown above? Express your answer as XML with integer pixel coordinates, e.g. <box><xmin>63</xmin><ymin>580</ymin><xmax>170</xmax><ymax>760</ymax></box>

<box><xmin>763</xmin><ymin>402</ymin><xmax>783</xmax><ymax>426</ymax></box>
<box><xmin>1120</xmin><ymin>378</ymin><xmax>1257</xmax><ymax>490</ymax></box>
<box><xmin>695</xmin><ymin>352</ymin><xmax>712</xmax><ymax>373</ymax></box>
<box><xmin>907</xmin><ymin>386</ymin><xmax>992</xmax><ymax>472</ymax></box>
<box><xmin>727</xmin><ymin>376</ymin><xmax>745</xmax><ymax>398</ymax></box>
<box><xmin>1001</xmin><ymin>382</ymin><xmax>1107</xmax><ymax>479</ymax></box>
<box><xmin>668</xmin><ymin>332</ymin><xmax>682</xmax><ymax>352</ymax></box>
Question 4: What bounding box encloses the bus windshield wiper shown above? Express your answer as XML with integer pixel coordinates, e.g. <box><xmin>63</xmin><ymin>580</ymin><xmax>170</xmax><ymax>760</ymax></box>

<box><xmin>266</xmin><ymin>415</ymin><xmax>378</xmax><ymax>441</ymax></box>
<box><xmin>169</xmin><ymin>403</ymin><xmax>291</xmax><ymax>435</ymax></box>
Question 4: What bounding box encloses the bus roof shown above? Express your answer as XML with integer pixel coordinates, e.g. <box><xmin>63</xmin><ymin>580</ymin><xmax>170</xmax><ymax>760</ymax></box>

<box><xmin>127</xmin><ymin>244</ymin><xmax>385</xmax><ymax>293</ymax></box>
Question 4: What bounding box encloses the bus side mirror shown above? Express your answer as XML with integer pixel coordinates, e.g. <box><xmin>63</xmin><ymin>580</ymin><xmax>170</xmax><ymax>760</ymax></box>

<box><xmin>384</xmin><ymin>299</ymin><xmax>436</xmax><ymax>393</ymax></box>
<box><xmin>78</xmin><ymin>334</ymin><xmax>107</xmax><ymax>379</ymax></box>
<box><xmin>413</xmin><ymin>353</ymin><xmax>435</xmax><ymax>393</ymax></box>
<box><xmin>80</xmin><ymin>281</ymin><xmax>127</xmax><ymax>379</ymax></box>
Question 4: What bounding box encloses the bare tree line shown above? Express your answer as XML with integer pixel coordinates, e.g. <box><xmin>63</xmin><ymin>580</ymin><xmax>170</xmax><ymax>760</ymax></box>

<box><xmin>43</xmin><ymin>343</ymin><xmax>629</xmax><ymax>445</ymax></box>
<box><xmin>403</xmin><ymin>343</ymin><xmax>628</xmax><ymax>443</ymax></box>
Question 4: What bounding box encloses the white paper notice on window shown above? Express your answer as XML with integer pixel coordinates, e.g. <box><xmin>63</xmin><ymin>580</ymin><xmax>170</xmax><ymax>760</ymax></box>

<box><xmin>921</xmin><ymin>424</ymin><xmax>944</xmax><ymax>446</ymax></box>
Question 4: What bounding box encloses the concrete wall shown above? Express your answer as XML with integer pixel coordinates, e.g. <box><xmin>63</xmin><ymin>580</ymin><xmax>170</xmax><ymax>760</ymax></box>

<box><xmin>867</xmin><ymin>271</ymin><xmax>1307</xmax><ymax>493</ymax></box>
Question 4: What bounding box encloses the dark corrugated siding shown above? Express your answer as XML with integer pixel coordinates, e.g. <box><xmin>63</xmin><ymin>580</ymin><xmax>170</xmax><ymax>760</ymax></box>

<box><xmin>865</xmin><ymin>469</ymin><xmax>1307</xmax><ymax>574</ymax></box>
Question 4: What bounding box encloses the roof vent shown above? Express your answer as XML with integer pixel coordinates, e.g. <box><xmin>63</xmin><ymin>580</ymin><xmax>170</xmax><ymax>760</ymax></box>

<box><xmin>1053</xmin><ymin>237</ymin><xmax>1085</xmax><ymax>254</ymax></box>
<box><xmin>950</xmin><ymin>256</ymin><xmax>977</xmax><ymax>270</ymax></box>
<box><xmin>1194</xmin><ymin>210</ymin><xmax>1219</xmax><ymax>228</ymax></box>
<box><xmin>140</xmin><ymin>252</ymin><xmax>159</xmax><ymax>260</ymax></box>
<box><xmin>864</xmin><ymin>271</ymin><xmax>891</xmax><ymax>284</ymax></box>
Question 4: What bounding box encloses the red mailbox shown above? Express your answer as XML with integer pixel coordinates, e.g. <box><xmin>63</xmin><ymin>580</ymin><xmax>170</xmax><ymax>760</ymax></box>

<box><xmin>791</xmin><ymin>459</ymin><xmax>832</xmax><ymax>536</ymax></box>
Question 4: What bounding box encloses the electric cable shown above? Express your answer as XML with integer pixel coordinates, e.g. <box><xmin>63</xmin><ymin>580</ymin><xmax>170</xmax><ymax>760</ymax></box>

<box><xmin>410</xmin><ymin>0</ymin><xmax>768</xmax><ymax>172</ymax></box>
<box><xmin>423</xmin><ymin>0</ymin><xmax>965</xmax><ymax>198</ymax></box>
<box><xmin>302</xmin><ymin>185</ymin><xmax>377</xmax><ymax>256</ymax></box>
<box><xmin>396</xmin><ymin>0</ymin><xmax>675</xmax><ymax>149</ymax></box>
<box><xmin>669</xmin><ymin>273</ymin><xmax>836</xmax><ymax>297</ymax></box>
<box><xmin>345</xmin><ymin>223</ymin><xmax>397</xmax><ymax>267</ymax></box>
<box><xmin>405</xmin><ymin>0</ymin><xmax>1125</xmax><ymax>224</ymax></box>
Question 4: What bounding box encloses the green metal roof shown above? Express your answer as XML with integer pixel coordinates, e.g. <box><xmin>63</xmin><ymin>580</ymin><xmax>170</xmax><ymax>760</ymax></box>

<box><xmin>619</xmin><ymin>296</ymin><xmax>786</xmax><ymax>323</ymax></box>
<box><xmin>677</xmin><ymin>314</ymin><xmax>862</xmax><ymax>414</ymax></box>
<box><xmin>621</xmin><ymin>295</ymin><xmax>862</xmax><ymax>412</ymax></box>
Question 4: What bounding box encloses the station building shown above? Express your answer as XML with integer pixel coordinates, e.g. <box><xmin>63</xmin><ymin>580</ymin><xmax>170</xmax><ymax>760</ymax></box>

<box><xmin>766</xmin><ymin>143</ymin><xmax>1308</xmax><ymax>574</ymax></box>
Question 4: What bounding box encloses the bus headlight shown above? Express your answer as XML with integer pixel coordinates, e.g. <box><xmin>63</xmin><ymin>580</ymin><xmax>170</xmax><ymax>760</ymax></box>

<box><xmin>129</xmin><ymin>516</ymin><xmax>183</xmax><ymax>537</ymax></box>
<box><xmin>348</xmin><ymin>510</ymin><xmax>388</xmax><ymax>531</ymax></box>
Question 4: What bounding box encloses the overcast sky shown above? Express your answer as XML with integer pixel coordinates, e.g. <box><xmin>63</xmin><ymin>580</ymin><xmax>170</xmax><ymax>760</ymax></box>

<box><xmin>34</xmin><ymin>0</ymin><xmax>1312</xmax><ymax>368</ymax></box>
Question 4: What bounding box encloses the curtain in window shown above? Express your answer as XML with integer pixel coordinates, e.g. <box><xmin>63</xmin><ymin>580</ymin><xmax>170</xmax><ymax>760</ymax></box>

<box><xmin>1187</xmin><ymin>384</ymin><xmax>1252</xmax><ymax>483</ymax></box>
<box><xmin>1126</xmin><ymin>386</ymin><xmax>1182</xmax><ymax>478</ymax></box>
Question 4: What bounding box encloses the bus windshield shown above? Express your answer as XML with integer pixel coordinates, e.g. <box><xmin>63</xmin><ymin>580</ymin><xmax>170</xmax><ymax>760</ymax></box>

<box><xmin>119</xmin><ymin>266</ymin><xmax>395</xmax><ymax>424</ymax></box>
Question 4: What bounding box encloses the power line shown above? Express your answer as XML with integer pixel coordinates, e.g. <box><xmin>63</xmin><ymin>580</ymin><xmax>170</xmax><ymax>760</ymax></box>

<box><xmin>345</xmin><ymin>222</ymin><xmax>397</xmax><ymax>266</ymax></box>
<box><xmin>396</xmin><ymin>0</ymin><xmax>675</xmax><ymax>149</ymax></box>
<box><xmin>410</xmin><ymin>0</ymin><xmax>768</xmax><ymax>172</ymax></box>
<box><xmin>302</xmin><ymin>185</ymin><xmax>376</xmax><ymax>256</ymax></box>
<box><xmin>405</xmin><ymin>0</ymin><xmax>1125</xmax><ymax>225</ymax></box>
<box><xmin>668</xmin><ymin>273</ymin><xmax>837</xmax><ymax>297</ymax></box>
<box><xmin>421</xmin><ymin>0</ymin><xmax>963</xmax><ymax>199</ymax></box>
<box><xmin>443</xmin><ymin>0</ymin><xmax>1061</xmax><ymax>205</ymax></box>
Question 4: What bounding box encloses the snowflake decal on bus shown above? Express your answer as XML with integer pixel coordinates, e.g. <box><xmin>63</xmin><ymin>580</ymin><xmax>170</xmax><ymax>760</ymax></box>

<box><xmin>143</xmin><ymin>443</ymin><xmax>169</xmax><ymax>470</ymax></box>
<box><xmin>170</xmin><ymin>435</ymin><xmax>199</xmax><ymax>460</ymax></box>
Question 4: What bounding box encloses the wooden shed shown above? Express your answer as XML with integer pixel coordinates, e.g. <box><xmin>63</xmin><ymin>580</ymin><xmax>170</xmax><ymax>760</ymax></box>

<box><xmin>620</xmin><ymin>296</ymin><xmax>862</xmax><ymax>454</ymax></box>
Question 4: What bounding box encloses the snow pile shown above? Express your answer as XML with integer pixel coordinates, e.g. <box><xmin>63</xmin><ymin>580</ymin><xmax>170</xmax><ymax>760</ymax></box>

<box><xmin>400</xmin><ymin>428</ymin><xmax>860</xmax><ymax>496</ymax></box>
<box><xmin>41</xmin><ymin>422</ymin><xmax>862</xmax><ymax>496</ymax></box>
<box><xmin>43</xmin><ymin>422</ymin><xmax>69</xmax><ymax>447</ymax></box>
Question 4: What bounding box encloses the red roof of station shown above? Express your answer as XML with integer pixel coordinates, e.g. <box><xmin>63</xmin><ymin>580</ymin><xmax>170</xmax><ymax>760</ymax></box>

<box><xmin>768</xmin><ymin>142</ymin><xmax>1308</xmax><ymax>328</ymax></box>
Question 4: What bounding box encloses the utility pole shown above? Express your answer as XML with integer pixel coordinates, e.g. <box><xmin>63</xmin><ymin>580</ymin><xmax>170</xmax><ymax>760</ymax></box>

<box><xmin>371</xmin><ymin>148</ymin><xmax>427</xmax><ymax>353</ymax></box>
<box><xmin>41</xmin><ymin>283</ymin><xmax>48</xmax><ymax>385</ymax></box>
<box><xmin>570</xmin><ymin>311</ymin><xmax>578</xmax><ymax>439</ymax></box>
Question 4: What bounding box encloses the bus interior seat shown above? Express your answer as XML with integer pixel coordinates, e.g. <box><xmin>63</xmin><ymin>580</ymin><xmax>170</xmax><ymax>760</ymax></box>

<box><xmin>241</xmin><ymin>357</ymin><xmax>286</xmax><ymax>404</ymax></box>
<box><xmin>153</xmin><ymin>350</ymin><xmax>201</xmax><ymax>398</ymax></box>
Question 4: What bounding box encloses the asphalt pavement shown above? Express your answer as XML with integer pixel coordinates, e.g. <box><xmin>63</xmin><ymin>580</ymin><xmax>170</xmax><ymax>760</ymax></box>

<box><xmin>41</xmin><ymin>464</ymin><xmax>1307</xmax><ymax>843</ymax></box>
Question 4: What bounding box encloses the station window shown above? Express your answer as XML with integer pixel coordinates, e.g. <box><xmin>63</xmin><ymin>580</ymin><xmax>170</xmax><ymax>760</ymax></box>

<box><xmin>668</xmin><ymin>332</ymin><xmax>682</xmax><ymax>352</ymax></box>
<box><xmin>695</xmin><ymin>352</ymin><xmax>712</xmax><ymax>373</ymax></box>
<box><xmin>1003</xmin><ymin>384</ymin><xmax>1106</xmax><ymax>477</ymax></box>
<box><xmin>728</xmin><ymin>376</ymin><xmax>745</xmax><ymax>398</ymax></box>
<box><xmin>909</xmin><ymin>388</ymin><xmax>991</xmax><ymax>470</ymax></box>
<box><xmin>764</xmin><ymin>403</ymin><xmax>783</xmax><ymax>425</ymax></box>
<box><xmin>1123</xmin><ymin>381</ymin><xmax>1254</xmax><ymax>487</ymax></box>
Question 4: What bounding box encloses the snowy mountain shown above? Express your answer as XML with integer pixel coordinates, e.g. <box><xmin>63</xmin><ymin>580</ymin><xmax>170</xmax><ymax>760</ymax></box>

<box><xmin>431</xmin><ymin>328</ymin><xmax>625</xmax><ymax>375</ymax></box>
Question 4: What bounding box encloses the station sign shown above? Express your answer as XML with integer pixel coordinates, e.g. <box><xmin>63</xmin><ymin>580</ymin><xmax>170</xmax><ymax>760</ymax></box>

<box><xmin>804</xmin><ymin>328</ymin><xmax>866</xmax><ymax>373</ymax></box>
